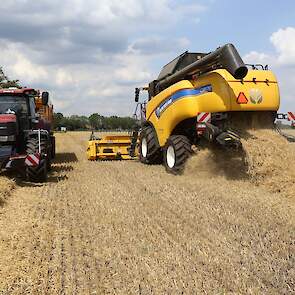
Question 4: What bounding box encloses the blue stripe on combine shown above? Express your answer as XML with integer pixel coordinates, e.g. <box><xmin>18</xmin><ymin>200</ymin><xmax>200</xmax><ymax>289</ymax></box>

<box><xmin>155</xmin><ymin>84</ymin><xmax>212</xmax><ymax>118</ymax></box>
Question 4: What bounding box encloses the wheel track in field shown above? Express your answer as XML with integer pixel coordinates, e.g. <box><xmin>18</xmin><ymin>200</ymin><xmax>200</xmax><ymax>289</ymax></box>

<box><xmin>0</xmin><ymin>132</ymin><xmax>294</xmax><ymax>294</ymax></box>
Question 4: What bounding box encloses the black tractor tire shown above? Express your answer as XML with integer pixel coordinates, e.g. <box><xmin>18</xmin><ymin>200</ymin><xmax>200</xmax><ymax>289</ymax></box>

<box><xmin>139</xmin><ymin>126</ymin><xmax>162</xmax><ymax>164</ymax></box>
<box><xmin>163</xmin><ymin>135</ymin><xmax>192</xmax><ymax>175</ymax></box>
<box><xmin>26</xmin><ymin>137</ymin><xmax>48</xmax><ymax>182</ymax></box>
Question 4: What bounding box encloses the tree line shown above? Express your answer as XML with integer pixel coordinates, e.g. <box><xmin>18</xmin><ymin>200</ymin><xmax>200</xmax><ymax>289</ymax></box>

<box><xmin>54</xmin><ymin>113</ymin><xmax>137</xmax><ymax>131</ymax></box>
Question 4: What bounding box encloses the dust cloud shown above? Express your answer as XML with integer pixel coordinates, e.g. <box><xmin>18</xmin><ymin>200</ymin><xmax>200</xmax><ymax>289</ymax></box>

<box><xmin>185</xmin><ymin>112</ymin><xmax>295</xmax><ymax>198</ymax></box>
<box><xmin>242</xmin><ymin>129</ymin><xmax>295</xmax><ymax>197</ymax></box>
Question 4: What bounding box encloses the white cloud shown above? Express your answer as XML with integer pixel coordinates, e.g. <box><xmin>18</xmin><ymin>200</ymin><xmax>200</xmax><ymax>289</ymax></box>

<box><xmin>114</xmin><ymin>54</ymin><xmax>152</xmax><ymax>83</ymax></box>
<box><xmin>128</xmin><ymin>37</ymin><xmax>190</xmax><ymax>55</ymax></box>
<box><xmin>0</xmin><ymin>0</ymin><xmax>205</xmax><ymax>31</ymax></box>
<box><xmin>244</xmin><ymin>27</ymin><xmax>295</xmax><ymax>112</ymax></box>
<box><xmin>243</xmin><ymin>51</ymin><xmax>274</xmax><ymax>66</ymax></box>
<box><xmin>270</xmin><ymin>27</ymin><xmax>295</xmax><ymax>65</ymax></box>
<box><xmin>0</xmin><ymin>42</ymin><xmax>48</xmax><ymax>84</ymax></box>
<box><xmin>0</xmin><ymin>0</ymin><xmax>207</xmax><ymax>115</ymax></box>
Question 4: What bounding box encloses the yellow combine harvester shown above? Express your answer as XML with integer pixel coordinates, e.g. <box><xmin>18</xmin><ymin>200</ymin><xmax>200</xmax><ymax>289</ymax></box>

<box><xmin>88</xmin><ymin>43</ymin><xmax>285</xmax><ymax>173</ymax></box>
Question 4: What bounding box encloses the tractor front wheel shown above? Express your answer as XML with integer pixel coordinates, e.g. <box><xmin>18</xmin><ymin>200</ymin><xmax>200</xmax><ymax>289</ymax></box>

<box><xmin>26</xmin><ymin>137</ymin><xmax>48</xmax><ymax>182</ymax></box>
<box><xmin>163</xmin><ymin>135</ymin><xmax>192</xmax><ymax>175</ymax></box>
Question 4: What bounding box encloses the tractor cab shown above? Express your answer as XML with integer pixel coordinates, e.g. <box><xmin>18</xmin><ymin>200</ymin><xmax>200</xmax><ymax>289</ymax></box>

<box><xmin>0</xmin><ymin>88</ymin><xmax>41</xmax><ymax>130</ymax></box>
<box><xmin>0</xmin><ymin>88</ymin><xmax>50</xmax><ymax>130</ymax></box>
<box><xmin>0</xmin><ymin>89</ymin><xmax>41</xmax><ymax>152</ymax></box>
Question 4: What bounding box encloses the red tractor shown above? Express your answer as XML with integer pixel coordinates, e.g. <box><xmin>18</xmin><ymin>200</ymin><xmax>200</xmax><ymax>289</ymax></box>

<box><xmin>0</xmin><ymin>88</ymin><xmax>55</xmax><ymax>182</ymax></box>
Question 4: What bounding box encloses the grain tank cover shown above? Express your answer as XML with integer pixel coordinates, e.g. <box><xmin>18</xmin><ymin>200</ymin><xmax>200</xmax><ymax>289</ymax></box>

<box><xmin>157</xmin><ymin>52</ymin><xmax>207</xmax><ymax>81</ymax></box>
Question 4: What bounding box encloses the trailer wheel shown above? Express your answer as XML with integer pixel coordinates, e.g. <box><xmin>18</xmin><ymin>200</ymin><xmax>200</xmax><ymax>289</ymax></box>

<box><xmin>163</xmin><ymin>135</ymin><xmax>192</xmax><ymax>175</ymax></box>
<box><xmin>139</xmin><ymin>126</ymin><xmax>162</xmax><ymax>164</ymax></box>
<box><xmin>26</xmin><ymin>137</ymin><xmax>48</xmax><ymax>182</ymax></box>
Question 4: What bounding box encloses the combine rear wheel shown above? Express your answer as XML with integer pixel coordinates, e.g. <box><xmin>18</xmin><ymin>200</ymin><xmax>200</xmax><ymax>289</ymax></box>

<box><xmin>26</xmin><ymin>137</ymin><xmax>48</xmax><ymax>182</ymax></box>
<box><xmin>139</xmin><ymin>126</ymin><xmax>162</xmax><ymax>164</ymax></box>
<box><xmin>163</xmin><ymin>135</ymin><xmax>192</xmax><ymax>175</ymax></box>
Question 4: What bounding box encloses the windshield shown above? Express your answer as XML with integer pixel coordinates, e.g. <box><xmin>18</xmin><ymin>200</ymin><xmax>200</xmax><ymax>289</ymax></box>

<box><xmin>0</xmin><ymin>95</ymin><xmax>28</xmax><ymax>115</ymax></box>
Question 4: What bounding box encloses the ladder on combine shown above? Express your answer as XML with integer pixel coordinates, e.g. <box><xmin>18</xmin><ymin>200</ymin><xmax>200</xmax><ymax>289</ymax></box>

<box><xmin>128</xmin><ymin>95</ymin><xmax>147</xmax><ymax>157</ymax></box>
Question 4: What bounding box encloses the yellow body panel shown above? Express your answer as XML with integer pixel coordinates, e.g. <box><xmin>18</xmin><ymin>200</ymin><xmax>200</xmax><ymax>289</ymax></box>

<box><xmin>146</xmin><ymin>69</ymin><xmax>280</xmax><ymax>146</ymax></box>
<box><xmin>87</xmin><ymin>135</ymin><xmax>137</xmax><ymax>160</ymax></box>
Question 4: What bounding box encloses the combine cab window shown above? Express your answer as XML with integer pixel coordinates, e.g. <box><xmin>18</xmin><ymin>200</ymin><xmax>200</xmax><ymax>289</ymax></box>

<box><xmin>0</xmin><ymin>95</ymin><xmax>28</xmax><ymax>115</ymax></box>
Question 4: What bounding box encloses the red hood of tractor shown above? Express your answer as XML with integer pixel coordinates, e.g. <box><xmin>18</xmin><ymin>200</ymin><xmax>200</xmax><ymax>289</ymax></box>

<box><xmin>0</xmin><ymin>114</ymin><xmax>17</xmax><ymax>123</ymax></box>
<box><xmin>0</xmin><ymin>88</ymin><xmax>36</xmax><ymax>95</ymax></box>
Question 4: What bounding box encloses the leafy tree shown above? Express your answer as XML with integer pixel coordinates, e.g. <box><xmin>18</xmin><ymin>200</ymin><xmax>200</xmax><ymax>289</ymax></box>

<box><xmin>89</xmin><ymin>113</ymin><xmax>104</xmax><ymax>130</ymax></box>
<box><xmin>0</xmin><ymin>67</ymin><xmax>21</xmax><ymax>88</ymax></box>
<box><xmin>53</xmin><ymin>112</ymin><xmax>64</xmax><ymax>129</ymax></box>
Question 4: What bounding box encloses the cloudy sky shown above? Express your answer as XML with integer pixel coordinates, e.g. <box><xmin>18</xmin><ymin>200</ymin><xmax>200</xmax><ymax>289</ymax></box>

<box><xmin>0</xmin><ymin>0</ymin><xmax>294</xmax><ymax>115</ymax></box>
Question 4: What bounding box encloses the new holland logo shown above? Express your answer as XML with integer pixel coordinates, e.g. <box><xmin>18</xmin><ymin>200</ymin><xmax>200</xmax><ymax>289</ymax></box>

<box><xmin>249</xmin><ymin>89</ymin><xmax>263</xmax><ymax>104</ymax></box>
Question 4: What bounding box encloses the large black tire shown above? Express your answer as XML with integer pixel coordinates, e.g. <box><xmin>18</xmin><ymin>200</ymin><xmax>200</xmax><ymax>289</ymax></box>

<box><xmin>139</xmin><ymin>126</ymin><xmax>162</xmax><ymax>164</ymax></box>
<box><xmin>26</xmin><ymin>137</ymin><xmax>48</xmax><ymax>182</ymax></box>
<box><xmin>163</xmin><ymin>135</ymin><xmax>192</xmax><ymax>175</ymax></box>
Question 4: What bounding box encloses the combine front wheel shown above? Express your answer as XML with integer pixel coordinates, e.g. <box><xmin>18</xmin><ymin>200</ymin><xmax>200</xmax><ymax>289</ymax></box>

<box><xmin>163</xmin><ymin>135</ymin><xmax>192</xmax><ymax>175</ymax></box>
<box><xmin>139</xmin><ymin>126</ymin><xmax>162</xmax><ymax>164</ymax></box>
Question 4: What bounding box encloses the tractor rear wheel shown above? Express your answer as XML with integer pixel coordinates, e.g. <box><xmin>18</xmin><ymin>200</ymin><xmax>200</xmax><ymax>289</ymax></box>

<box><xmin>26</xmin><ymin>137</ymin><xmax>48</xmax><ymax>182</ymax></box>
<box><xmin>139</xmin><ymin>126</ymin><xmax>162</xmax><ymax>164</ymax></box>
<box><xmin>163</xmin><ymin>135</ymin><xmax>192</xmax><ymax>175</ymax></box>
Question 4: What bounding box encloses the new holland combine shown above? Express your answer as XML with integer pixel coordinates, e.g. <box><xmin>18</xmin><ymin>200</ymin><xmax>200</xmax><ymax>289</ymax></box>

<box><xmin>0</xmin><ymin>88</ymin><xmax>55</xmax><ymax>182</ymax></box>
<box><xmin>88</xmin><ymin>43</ymin><xmax>292</xmax><ymax>174</ymax></box>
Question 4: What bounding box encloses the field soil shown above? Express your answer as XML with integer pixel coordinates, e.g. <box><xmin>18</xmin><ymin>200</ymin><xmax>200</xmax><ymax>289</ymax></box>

<box><xmin>284</xmin><ymin>128</ymin><xmax>295</xmax><ymax>136</ymax></box>
<box><xmin>0</xmin><ymin>131</ymin><xmax>294</xmax><ymax>294</ymax></box>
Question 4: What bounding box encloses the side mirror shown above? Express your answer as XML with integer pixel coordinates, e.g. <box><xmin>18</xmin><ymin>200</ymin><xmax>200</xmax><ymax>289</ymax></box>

<box><xmin>135</xmin><ymin>88</ymin><xmax>140</xmax><ymax>102</ymax></box>
<box><xmin>41</xmin><ymin>91</ymin><xmax>49</xmax><ymax>105</ymax></box>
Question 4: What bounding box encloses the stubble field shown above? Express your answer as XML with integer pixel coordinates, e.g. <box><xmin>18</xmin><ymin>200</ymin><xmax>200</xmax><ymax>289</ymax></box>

<box><xmin>0</xmin><ymin>131</ymin><xmax>294</xmax><ymax>294</ymax></box>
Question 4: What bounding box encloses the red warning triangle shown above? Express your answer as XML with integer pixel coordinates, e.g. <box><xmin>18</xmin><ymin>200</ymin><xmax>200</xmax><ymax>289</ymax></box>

<box><xmin>237</xmin><ymin>92</ymin><xmax>248</xmax><ymax>104</ymax></box>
